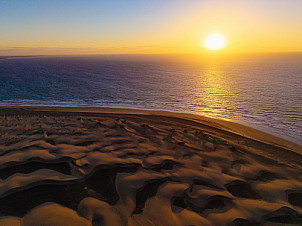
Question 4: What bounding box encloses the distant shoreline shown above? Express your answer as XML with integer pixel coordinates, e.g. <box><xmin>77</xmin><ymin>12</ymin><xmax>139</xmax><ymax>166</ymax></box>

<box><xmin>0</xmin><ymin>55</ymin><xmax>45</xmax><ymax>60</ymax></box>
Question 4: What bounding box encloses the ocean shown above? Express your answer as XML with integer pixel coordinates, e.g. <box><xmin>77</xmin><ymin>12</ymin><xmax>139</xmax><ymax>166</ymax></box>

<box><xmin>0</xmin><ymin>54</ymin><xmax>301</xmax><ymax>144</ymax></box>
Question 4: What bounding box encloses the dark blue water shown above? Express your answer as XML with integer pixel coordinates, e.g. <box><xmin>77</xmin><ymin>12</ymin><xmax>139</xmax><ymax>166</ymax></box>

<box><xmin>0</xmin><ymin>54</ymin><xmax>301</xmax><ymax>144</ymax></box>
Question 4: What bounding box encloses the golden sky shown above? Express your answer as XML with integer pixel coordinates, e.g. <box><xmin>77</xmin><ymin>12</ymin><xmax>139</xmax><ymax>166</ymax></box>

<box><xmin>1</xmin><ymin>0</ymin><xmax>302</xmax><ymax>55</ymax></box>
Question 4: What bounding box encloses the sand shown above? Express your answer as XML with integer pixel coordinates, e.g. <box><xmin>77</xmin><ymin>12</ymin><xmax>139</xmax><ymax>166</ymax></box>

<box><xmin>0</xmin><ymin>106</ymin><xmax>301</xmax><ymax>226</ymax></box>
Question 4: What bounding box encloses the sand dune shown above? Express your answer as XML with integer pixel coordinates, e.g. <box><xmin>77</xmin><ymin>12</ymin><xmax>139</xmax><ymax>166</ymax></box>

<box><xmin>0</xmin><ymin>106</ymin><xmax>301</xmax><ymax>225</ymax></box>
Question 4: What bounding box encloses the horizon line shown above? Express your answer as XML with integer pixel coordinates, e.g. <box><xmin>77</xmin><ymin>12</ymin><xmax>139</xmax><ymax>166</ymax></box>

<box><xmin>1</xmin><ymin>51</ymin><xmax>302</xmax><ymax>58</ymax></box>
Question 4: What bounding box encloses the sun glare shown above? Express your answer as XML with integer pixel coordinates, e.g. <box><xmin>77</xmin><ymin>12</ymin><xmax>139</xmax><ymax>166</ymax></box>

<box><xmin>204</xmin><ymin>34</ymin><xmax>226</xmax><ymax>50</ymax></box>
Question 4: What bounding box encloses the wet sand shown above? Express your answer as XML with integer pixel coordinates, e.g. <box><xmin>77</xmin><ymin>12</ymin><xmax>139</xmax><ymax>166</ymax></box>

<box><xmin>0</xmin><ymin>106</ymin><xmax>301</xmax><ymax>225</ymax></box>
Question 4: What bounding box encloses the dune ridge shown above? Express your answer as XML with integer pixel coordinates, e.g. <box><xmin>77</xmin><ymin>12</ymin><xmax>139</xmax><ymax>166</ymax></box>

<box><xmin>0</xmin><ymin>106</ymin><xmax>301</xmax><ymax>225</ymax></box>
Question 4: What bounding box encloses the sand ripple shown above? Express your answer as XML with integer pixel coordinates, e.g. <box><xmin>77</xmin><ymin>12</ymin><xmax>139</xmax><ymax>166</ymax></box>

<box><xmin>0</xmin><ymin>108</ymin><xmax>301</xmax><ymax>225</ymax></box>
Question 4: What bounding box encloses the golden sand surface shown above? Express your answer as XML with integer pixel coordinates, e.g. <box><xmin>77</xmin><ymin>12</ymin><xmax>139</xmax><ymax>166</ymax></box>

<box><xmin>0</xmin><ymin>106</ymin><xmax>301</xmax><ymax>225</ymax></box>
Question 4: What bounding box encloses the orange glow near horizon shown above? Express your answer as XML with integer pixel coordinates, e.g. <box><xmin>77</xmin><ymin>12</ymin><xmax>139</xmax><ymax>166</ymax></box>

<box><xmin>0</xmin><ymin>1</ymin><xmax>302</xmax><ymax>55</ymax></box>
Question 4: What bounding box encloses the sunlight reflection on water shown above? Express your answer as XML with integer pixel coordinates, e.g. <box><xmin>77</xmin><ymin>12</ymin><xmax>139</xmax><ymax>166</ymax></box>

<box><xmin>0</xmin><ymin>54</ymin><xmax>301</xmax><ymax>144</ymax></box>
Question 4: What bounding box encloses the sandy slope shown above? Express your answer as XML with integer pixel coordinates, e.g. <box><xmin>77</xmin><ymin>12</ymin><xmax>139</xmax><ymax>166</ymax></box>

<box><xmin>0</xmin><ymin>106</ymin><xmax>301</xmax><ymax>226</ymax></box>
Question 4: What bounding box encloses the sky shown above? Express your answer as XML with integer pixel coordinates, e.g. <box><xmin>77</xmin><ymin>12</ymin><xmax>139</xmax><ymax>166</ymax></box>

<box><xmin>1</xmin><ymin>0</ymin><xmax>302</xmax><ymax>55</ymax></box>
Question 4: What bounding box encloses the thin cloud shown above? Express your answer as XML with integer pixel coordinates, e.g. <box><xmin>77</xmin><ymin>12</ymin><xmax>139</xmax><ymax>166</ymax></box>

<box><xmin>0</xmin><ymin>44</ymin><xmax>177</xmax><ymax>55</ymax></box>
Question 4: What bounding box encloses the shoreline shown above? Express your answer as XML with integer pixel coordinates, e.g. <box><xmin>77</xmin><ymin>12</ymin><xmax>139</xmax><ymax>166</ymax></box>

<box><xmin>0</xmin><ymin>102</ymin><xmax>300</xmax><ymax>146</ymax></box>
<box><xmin>1</xmin><ymin>105</ymin><xmax>300</xmax><ymax>153</ymax></box>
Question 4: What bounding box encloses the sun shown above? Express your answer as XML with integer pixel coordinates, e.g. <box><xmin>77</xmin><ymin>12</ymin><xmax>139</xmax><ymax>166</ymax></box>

<box><xmin>204</xmin><ymin>34</ymin><xmax>226</xmax><ymax>50</ymax></box>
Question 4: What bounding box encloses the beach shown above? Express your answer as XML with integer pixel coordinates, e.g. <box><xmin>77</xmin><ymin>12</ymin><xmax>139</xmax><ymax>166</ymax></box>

<box><xmin>0</xmin><ymin>106</ymin><xmax>301</xmax><ymax>225</ymax></box>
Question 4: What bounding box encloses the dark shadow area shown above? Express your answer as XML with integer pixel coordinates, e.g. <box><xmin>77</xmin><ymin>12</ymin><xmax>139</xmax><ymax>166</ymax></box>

<box><xmin>288</xmin><ymin>191</ymin><xmax>302</xmax><ymax>208</ymax></box>
<box><xmin>232</xmin><ymin>218</ymin><xmax>253</xmax><ymax>226</ymax></box>
<box><xmin>253</xmin><ymin>170</ymin><xmax>282</xmax><ymax>182</ymax></box>
<box><xmin>149</xmin><ymin>160</ymin><xmax>182</xmax><ymax>172</ymax></box>
<box><xmin>0</xmin><ymin>165</ymin><xmax>138</xmax><ymax>217</ymax></box>
<box><xmin>204</xmin><ymin>195</ymin><xmax>231</xmax><ymax>209</ymax></box>
<box><xmin>225</xmin><ymin>180</ymin><xmax>260</xmax><ymax>199</ymax></box>
<box><xmin>0</xmin><ymin>161</ymin><xmax>71</xmax><ymax>180</ymax></box>
<box><xmin>263</xmin><ymin>207</ymin><xmax>302</xmax><ymax>224</ymax></box>
<box><xmin>133</xmin><ymin>178</ymin><xmax>169</xmax><ymax>214</ymax></box>
<box><xmin>172</xmin><ymin>196</ymin><xmax>187</xmax><ymax>209</ymax></box>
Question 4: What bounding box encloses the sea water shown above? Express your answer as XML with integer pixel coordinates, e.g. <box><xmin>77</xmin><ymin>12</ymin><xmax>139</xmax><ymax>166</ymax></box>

<box><xmin>0</xmin><ymin>54</ymin><xmax>301</xmax><ymax>144</ymax></box>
